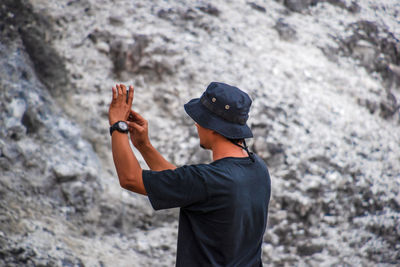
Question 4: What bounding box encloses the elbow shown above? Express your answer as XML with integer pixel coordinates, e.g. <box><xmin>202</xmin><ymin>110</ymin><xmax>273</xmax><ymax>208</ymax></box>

<box><xmin>116</xmin><ymin>168</ymin><xmax>145</xmax><ymax>195</ymax></box>
<box><xmin>119</xmin><ymin>179</ymin><xmax>128</xmax><ymax>190</ymax></box>
<box><xmin>119</xmin><ymin>175</ymin><xmax>134</xmax><ymax>190</ymax></box>
<box><xmin>119</xmin><ymin>174</ymin><xmax>140</xmax><ymax>193</ymax></box>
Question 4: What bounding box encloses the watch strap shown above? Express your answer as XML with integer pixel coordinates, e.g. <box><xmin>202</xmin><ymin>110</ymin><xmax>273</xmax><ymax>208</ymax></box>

<box><xmin>110</xmin><ymin>121</ymin><xmax>128</xmax><ymax>136</ymax></box>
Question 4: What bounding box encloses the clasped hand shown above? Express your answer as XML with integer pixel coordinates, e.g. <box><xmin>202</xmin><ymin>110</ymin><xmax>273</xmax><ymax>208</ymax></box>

<box><xmin>108</xmin><ymin>84</ymin><xmax>150</xmax><ymax>148</ymax></box>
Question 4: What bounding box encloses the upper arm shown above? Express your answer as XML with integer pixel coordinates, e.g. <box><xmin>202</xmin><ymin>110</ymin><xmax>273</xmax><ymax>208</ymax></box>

<box><xmin>142</xmin><ymin>166</ymin><xmax>208</xmax><ymax>210</ymax></box>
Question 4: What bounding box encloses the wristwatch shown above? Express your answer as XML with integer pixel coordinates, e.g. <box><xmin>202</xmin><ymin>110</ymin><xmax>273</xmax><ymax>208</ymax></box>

<box><xmin>110</xmin><ymin>121</ymin><xmax>129</xmax><ymax>136</ymax></box>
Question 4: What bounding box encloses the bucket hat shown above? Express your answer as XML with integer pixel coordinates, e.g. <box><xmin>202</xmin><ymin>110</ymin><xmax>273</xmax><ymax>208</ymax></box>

<box><xmin>184</xmin><ymin>82</ymin><xmax>253</xmax><ymax>139</ymax></box>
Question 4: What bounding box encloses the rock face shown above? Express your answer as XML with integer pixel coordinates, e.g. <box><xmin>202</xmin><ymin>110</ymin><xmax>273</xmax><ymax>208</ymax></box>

<box><xmin>0</xmin><ymin>0</ymin><xmax>399</xmax><ymax>266</ymax></box>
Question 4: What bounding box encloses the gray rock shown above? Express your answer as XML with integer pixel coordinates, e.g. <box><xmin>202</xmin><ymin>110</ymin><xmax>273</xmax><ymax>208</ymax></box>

<box><xmin>1</xmin><ymin>143</ymin><xmax>22</xmax><ymax>162</ymax></box>
<box><xmin>296</xmin><ymin>242</ymin><xmax>323</xmax><ymax>256</ymax></box>
<box><xmin>338</xmin><ymin>20</ymin><xmax>400</xmax><ymax>80</ymax></box>
<box><xmin>1</xmin><ymin>0</ymin><xmax>72</xmax><ymax>98</ymax></box>
<box><xmin>283</xmin><ymin>0</ymin><xmax>315</xmax><ymax>13</ymax></box>
<box><xmin>108</xmin><ymin>16</ymin><xmax>124</xmax><ymax>26</ymax></box>
<box><xmin>5</xmin><ymin>119</ymin><xmax>26</xmax><ymax>141</ymax></box>
<box><xmin>248</xmin><ymin>2</ymin><xmax>267</xmax><ymax>13</ymax></box>
<box><xmin>326</xmin><ymin>0</ymin><xmax>361</xmax><ymax>13</ymax></box>
<box><xmin>282</xmin><ymin>0</ymin><xmax>360</xmax><ymax>13</ymax></box>
<box><xmin>274</xmin><ymin>18</ymin><xmax>297</xmax><ymax>41</ymax></box>
<box><xmin>331</xmin><ymin>20</ymin><xmax>400</xmax><ymax>120</ymax></box>
<box><xmin>197</xmin><ymin>4</ymin><xmax>220</xmax><ymax>16</ymax></box>
<box><xmin>53</xmin><ymin>163</ymin><xmax>80</xmax><ymax>183</ymax></box>
<box><xmin>109</xmin><ymin>34</ymin><xmax>178</xmax><ymax>81</ymax></box>
<box><xmin>61</xmin><ymin>181</ymin><xmax>97</xmax><ymax>213</ymax></box>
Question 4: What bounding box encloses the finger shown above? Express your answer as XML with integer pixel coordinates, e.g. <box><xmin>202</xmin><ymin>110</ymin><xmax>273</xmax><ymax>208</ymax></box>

<box><xmin>120</xmin><ymin>84</ymin><xmax>127</xmax><ymax>95</ymax></box>
<box><xmin>128</xmin><ymin>112</ymin><xmax>134</xmax><ymax>121</ymax></box>
<box><xmin>112</xmin><ymin>86</ymin><xmax>117</xmax><ymax>101</ymax></box>
<box><xmin>116</xmin><ymin>84</ymin><xmax>122</xmax><ymax>96</ymax></box>
<box><xmin>127</xmin><ymin>121</ymin><xmax>143</xmax><ymax>131</ymax></box>
<box><xmin>127</xmin><ymin>85</ymin><xmax>134</xmax><ymax>106</ymax></box>
<box><xmin>130</xmin><ymin>110</ymin><xmax>146</xmax><ymax>124</ymax></box>
<box><xmin>130</xmin><ymin>110</ymin><xmax>143</xmax><ymax>119</ymax></box>
<box><xmin>128</xmin><ymin>110</ymin><xmax>135</xmax><ymax>121</ymax></box>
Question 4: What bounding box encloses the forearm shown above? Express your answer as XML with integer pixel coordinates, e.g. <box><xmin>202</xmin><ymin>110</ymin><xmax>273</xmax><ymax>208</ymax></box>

<box><xmin>137</xmin><ymin>142</ymin><xmax>177</xmax><ymax>171</ymax></box>
<box><xmin>112</xmin><ymin>132</ymin><xmax>146</xmax><ymax>195</ymax></box>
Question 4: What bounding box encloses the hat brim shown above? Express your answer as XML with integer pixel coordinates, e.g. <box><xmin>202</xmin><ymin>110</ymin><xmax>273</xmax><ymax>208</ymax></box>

<box><xmin>184</xmin><ymin>98</ymin><xmax>253</xmax><ymax>139</ymax></box>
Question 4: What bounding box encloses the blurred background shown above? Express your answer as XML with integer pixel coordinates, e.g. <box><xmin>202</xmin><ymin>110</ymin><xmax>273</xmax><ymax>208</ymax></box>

<box><xmin>0</xmin><ymin>0</ymin><xmax>399</xmax><ymax>266</ymax></box>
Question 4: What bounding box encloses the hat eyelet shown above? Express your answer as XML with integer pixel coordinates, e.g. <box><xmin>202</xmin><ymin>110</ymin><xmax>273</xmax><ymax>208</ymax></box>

<box><xmin>212</xmin><ymin>97</ymin><xmax>216</xmax><ymax>103</ymax></box>
<box><xmin>225</xmin><ymin>105</ymin><xmax>230</xmax><ymax>110</ymax></box>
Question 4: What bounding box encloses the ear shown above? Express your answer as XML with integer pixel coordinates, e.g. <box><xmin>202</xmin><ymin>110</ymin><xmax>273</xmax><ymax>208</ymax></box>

<box><xmin>210</xmin><ymin>130</ymin><xmax>219</xmax><ymax>135</ymax></box>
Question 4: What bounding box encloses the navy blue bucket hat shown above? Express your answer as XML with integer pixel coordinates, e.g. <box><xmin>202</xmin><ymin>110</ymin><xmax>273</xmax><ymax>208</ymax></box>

<box><xmin>184</xmin><ymin>82</ymin><xmax>253</xmax><ymax>139</ymax></box>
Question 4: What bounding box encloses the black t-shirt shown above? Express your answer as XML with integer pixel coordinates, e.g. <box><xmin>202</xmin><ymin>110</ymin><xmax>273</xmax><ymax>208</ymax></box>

<box><xmin>142</xmin><ymin>154</ymin><xmax>271</xmax><ymax>267</ymax></box>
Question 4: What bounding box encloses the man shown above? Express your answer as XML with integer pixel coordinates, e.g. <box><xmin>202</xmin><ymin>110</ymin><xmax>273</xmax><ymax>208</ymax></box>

<box><xmin>108</xmin><ymin>82</ymin><xmax>271</xmax><ymax>266</ymax></box>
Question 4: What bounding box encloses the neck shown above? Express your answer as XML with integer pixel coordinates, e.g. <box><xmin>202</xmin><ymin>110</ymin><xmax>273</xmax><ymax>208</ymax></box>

<box><xmin>211</xmin><ymin>139</ymin><xmax>248</xmax><ymax>161</ymax></box>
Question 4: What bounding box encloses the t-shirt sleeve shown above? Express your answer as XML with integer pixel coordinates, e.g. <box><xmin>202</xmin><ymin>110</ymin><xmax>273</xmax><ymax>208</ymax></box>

<box><xmin>142</xmin><ymin>165</ymin><xmax>209</xmax><ymax>210</ymax></box>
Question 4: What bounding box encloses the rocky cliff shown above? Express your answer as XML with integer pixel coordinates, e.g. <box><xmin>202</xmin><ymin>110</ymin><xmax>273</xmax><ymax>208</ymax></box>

<box><xmin>0</xmin><ymin>0</ymin><xmax>399</xmax><ymax>266</ymax></box>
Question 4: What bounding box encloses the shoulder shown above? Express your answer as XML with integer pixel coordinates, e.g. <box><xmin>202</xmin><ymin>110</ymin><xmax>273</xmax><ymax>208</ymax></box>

<box><xmin>142</xmin><ymin>163</ymin><xmax>215</xmax><ymax>180</ymax></box>
<box><xmin>253</xmin><ymin>154</ymin><xmax>269</xmax><ymax>170</ymax></box>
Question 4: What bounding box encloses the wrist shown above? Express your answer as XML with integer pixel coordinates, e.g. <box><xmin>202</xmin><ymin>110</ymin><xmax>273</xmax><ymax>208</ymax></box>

<box><xmin>109</xmin><ymin>120</ymin><xmax>121</xmax><ymax>126</ymax></box>
<box><xmin>110</xmin><ymin>121</ymin><xmax>129</xmax><ymax>136</ymax></box>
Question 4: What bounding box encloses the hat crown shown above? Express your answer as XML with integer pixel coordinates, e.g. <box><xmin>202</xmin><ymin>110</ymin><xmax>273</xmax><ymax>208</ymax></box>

<box><xmin>201</xmin><ymin>82</ymin><xmax>252</xmax><ymax>125</ymax></box>
<box><xmin>205</xmin><ymin>82</ymin><xmax>251</xmax><ymax>110</ymax></box>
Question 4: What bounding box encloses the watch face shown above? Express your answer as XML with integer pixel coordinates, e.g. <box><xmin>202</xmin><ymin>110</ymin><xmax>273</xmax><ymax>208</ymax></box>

<box><xmin>118</xmin><ymin>121</ymin><xmax>128</xmax><ymax>131</ymax></box>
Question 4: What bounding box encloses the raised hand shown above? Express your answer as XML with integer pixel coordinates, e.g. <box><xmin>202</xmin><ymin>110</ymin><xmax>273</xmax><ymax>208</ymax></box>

<box><xmin>108</xmin><ymin>84</ymin><xmax>134</xmax><ymax>126</ymax></box>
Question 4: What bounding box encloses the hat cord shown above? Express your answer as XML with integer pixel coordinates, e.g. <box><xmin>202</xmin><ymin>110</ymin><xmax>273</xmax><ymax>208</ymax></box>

<box><xmin>229</xmin><ymin>139</ymin><xmax>255</xmax><ymax>162</ymax></box>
